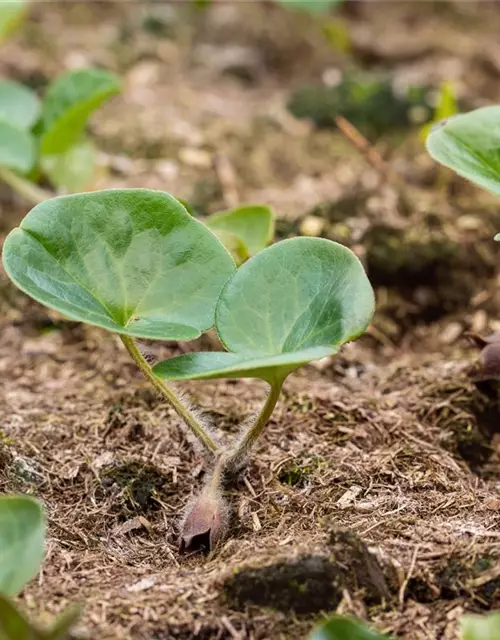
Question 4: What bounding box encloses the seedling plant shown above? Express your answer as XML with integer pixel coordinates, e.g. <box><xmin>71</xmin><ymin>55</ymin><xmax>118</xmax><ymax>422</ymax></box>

<box><xmin>0</xmin><ymin>68</ymin><xmax>120</xmax><ymax>203</ymax></box>
<box><xmin>2</xmin><ymin>188</ymin><xmax>374</xmax><ymax>550</ymax></box>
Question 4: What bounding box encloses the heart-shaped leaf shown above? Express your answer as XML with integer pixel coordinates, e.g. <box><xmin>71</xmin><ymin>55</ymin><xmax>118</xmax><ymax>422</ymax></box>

<box><xmin>426</xmin><ymin>106</ymin><xmax>500</xmax><ymax>196</ymax></box>
<box><xmin>205</xmin><ymin>205</ymin><xmax>275</xmax><ymax>260</ymax></box>
<box><xmin>0</xmin><ymin>496</ymin><xmax>45</xmax><ymax>597</ymax></box>
<box><xmin>309</xmin><ymin>617</ymin><xmax>390</xmax><ymax>640</ymax></box>
<box><xmin>461</xmin><ymin>612</ymin><xmax>500</xmax><ymax>640</ymax></box>
<box><xmin>2</xmin><ymin>189</ymin><xmax>236</xmax><ymax>340</ymax></box>
<box><xmin>0</xmin><ymin>0</ymin><xmax>27</xmax><ymax>43</ymax></box>
<box><xmin>0</xmin><ymin>80</ymin><xmax>40</xmax><ymax>130</ymax></box>
<box><xmin>154</xmin><ymin>237</ymin><xmax>374</xmax><ymax>383</ymax></box>
<box><xmin>40</xmin><ymin>137</ymin><xmax>95</xmax><ymax>192</ymax></box>
<box><xmin>0</xmin><ymin>121</ymin><xmax>36</xmax><ymax>173</ymax></box>
<box><xmin>40</xmin><ymin>68</ymin><xmax>120</xmax><ymax>156</ymax></box>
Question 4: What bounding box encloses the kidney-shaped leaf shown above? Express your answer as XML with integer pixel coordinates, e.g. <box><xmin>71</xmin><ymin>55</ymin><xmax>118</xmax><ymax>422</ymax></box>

<box><xmin>0</xmin><ymin>80</ymin><xmax>40</xmax><ymax>130</ymax></box>
<box><xmin>461</xmin><ymin>612</ymin><xmax>500</xmax><ymax>640</ymax></box>
<box><xmin>2</xmin><ymin>189</ymin><xmax>236</xmax><ymax>340</ymax></box>
<box><xmin>0</xmin><ymin>121</ymin><xmax>36</xmax><ymax>173</ymax></box>
<box><xmin>0</xmin><ymin>496</ymin><xmax>45</xmax><ymax>597</ymax></box>
<box><xmin>205</xmin><ymin>205</ymin><xmax>275</xmax><ymax>259</ymax></box>
<box><xmin>426</xmin><ymin>106</ymin><xmax>500</xmax><ymax>196</ymax></box>
<box><xmin>154</xmin><ymin>237</ymin><xmax>374</xmax><ymax>384</ymax></box>
<box><xmin>40</xmin><ymin>68</ymin><xmax>120</xmax><ymax>156</ymax></box>
<box><xmin>309</xmin><ymin>617</ymin><xmax>390</xmax><ymax>640</ymax></box>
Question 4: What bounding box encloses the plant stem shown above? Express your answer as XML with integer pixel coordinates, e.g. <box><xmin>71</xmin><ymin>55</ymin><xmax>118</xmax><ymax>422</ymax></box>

<box><xmin>120</xmin><ymin>335</ymin><xmax>220</xmax><ymax>455</ymax></box>
<box><xmin>227</xmin><ymin>379</ymin><xmax>284</xmax><ymax>469</ymax></box>
<box><xmin>0</xmin><ymin>167</ymin><xmax>52</xmax><ymax>205</ymax></box>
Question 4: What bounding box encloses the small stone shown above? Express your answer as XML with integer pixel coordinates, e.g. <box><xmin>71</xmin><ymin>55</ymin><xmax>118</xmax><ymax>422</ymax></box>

<box><xmin>21</xmin><ymin>332</ymin><xmax>62</xmax><ymax>355</ymax></box>
<box><xmin>299</xmin><ymin>216</ymin><xmax>325</xmax><ymax>237</ymax></box>
<box><xmin>178</xmin><ymin>148</ymin><xmax>212</xmax><ymax>169</ymax></box>
<box><xmin>472</xmin><ymin>310</ymin><xmax>488</xmax><ymax>334</ymax></box>
<box><xmin>439</xmin><ymin>322</ymin><xmax>463</xmax><ymax>345</ymax></box>
<box><xmin>457</xmin><ymin>215</ymin><xmax>482</xmax><ymax>231</ymax></box>
<box><xmin>126</xmin><ymin>576</ymin><xmax>157</xmax><ymax>593</ymax></box>
<box><xmin>484</xmin><ymin>498</ymin><xmax>500</xmax><ymax>511</ymax></box>
<box><xmin>155</xmin><ymin>160</ymin><xmax>179</xmax><ymax>181</ymax></box>
<box><xmin>336</xmin><ymin>485</ymin><xmax>363</xmax><ymax>509</ymax></box>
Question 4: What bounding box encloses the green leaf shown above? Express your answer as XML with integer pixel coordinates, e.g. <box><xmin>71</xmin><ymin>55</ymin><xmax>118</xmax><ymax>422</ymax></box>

<box><xmin>153</xmin><ymin>345</ymin><xmax>336</xmax><ymax>382</ymax></box>
<box><xmin>210</xmin><ymin>229</ymin><xmax>249</xmax><ymax>265</ymax></box>
<box><xmin>40</xmin><ymin>137</ymin><xmax>95</xmax><ymax>192</ymax></box>
<box><xmin>0</xmin><ymin>598</ymin><xmax>79</xmax><ymax>640</ymax></box>
<box><xmin>0</xmin><ymin>0</ymin><xmax>27</xmax><ymax>43</ymax></box>
<box><xmin>2</xmin><ymin>189</ymin><xmax>236</xmax><ymax>341</ymax></box>
<box><xmin>40</xmin><ymin>68</ymin><xmax>120</xmax><ymax>155</ymax></box>
<box><xmin>426</xmin><ymin>105</ymin><xmax>500</xmax><ymax>196</ymax></box>
<box><xmin>461</xmin><ymin>612</ymin><xmax>500</xmax><ymax>640</ymax></box>
<box><xmin>154</xmin><ymin>237</ymin><xmax>374</xmax><ymax>383</ymax></box>
<box><xmin>0</xmin><ymin>595</ymin><xmax>40</xmax><ymax>640</ymax></box>
<box><xmin>0</xmin><ymin>81</ymin><xmax>41</xmax><ymax>130</ymax></box>
<box><xmin>0</xmin><ymin>496</ymin><xmax>45</xmax><ymax>597</ymax></box>
<box><xmin>309</xmin><ymin>616</ymin><xmax>390</xmax><ymax>640</ymax></box>
<box><xmin>0</xmin><ymin>121</ymin><xmax>36</xmax><ymax>173</ymax></box>
<box><xmin>420</xmin><ymin>80</ymin><xmax>457</xmax><ymax>141</ymax></box>
<box><xmin>276</xmin><ymin>0</ymin><xmax>344</xmax><ymax>15</ymax></box>
<box><xmin>205</xmin><ymin>205</ymin><xmax>275</xmax><ymax>258</ymax></box>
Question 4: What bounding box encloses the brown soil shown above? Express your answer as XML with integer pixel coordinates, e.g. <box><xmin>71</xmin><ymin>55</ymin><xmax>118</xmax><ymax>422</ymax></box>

<box><xmin>2</xmin><ymin>2</ymin><xmax>500</xmax><ymax>639</ymax></box>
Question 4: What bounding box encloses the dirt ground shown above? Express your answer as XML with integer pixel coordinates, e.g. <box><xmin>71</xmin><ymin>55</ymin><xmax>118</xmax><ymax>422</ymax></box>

<box><xmin>2</xmin><ymin>2</ymin><xmax>500</xmax><ymax>639</ymax></box>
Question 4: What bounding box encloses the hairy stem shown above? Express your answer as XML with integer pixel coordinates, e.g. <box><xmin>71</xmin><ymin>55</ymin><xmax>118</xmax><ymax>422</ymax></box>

<box><xmin>120</xmin><ymin>335</ymin><xmax>220</xmax><ymax>455</ymax></box>
<box><xmin>226</xmin><ymin>379</ymin><xmax>284</xmax><ymax>469</ymax></box>
<box><xmin>0</xmin><ymin>167</ymin><xmax>52</xmax><ymax>205</ymax></box>
<box><xmin>209</xmin><ymin>454</ymin><xmax>226</xmax><ymax>492</ymax></box>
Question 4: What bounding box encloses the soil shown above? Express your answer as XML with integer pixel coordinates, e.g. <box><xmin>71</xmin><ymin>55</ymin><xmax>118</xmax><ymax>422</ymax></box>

<box><xmin>2</xmin><ymin>2</ymin><xmax>500</xmax><ymax>639</ymax></box>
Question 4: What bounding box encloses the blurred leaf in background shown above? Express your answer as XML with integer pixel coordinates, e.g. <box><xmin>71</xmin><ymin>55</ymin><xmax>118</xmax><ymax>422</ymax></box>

<box><xmin>0</xmin><ymin>495</ymin><xmax>45</xmax><ymax>597</ymax></box>
<box><xmin>461</xmin><ymin>612</ymin><xmax>500</xmax><ymax>640</ymax></box>
<box><xmin>288</xmin><ymin>73</ymin><xmax>432</xmax><ymax>136</ymax></box>
<box><xmin>323</xmin><ymin>18</ymin><xmax>351</xmax><ymax>54</ymax></box>
<box><xmin>276</xmin><ymin>0</ymin><xmax>345</xmax><ymax>15</ymax></box>
<box><xmin>205</xmin><ymin>205</ymin><xmax>275</xmax><ymax>264</ymax></box>
<box><xmin>309</xmin><ymin>616</ymin><xmax>391</xmax><ymax>640</ymax></box>
<box><xmin>0</xmin><ymin>0</ymin><xmax>27</xmax><ymax>44</ymax></box>
<box><xmin>420</xmin><ymin>80</ymin><xmax>458</xmax><ymax>141</ymax></box>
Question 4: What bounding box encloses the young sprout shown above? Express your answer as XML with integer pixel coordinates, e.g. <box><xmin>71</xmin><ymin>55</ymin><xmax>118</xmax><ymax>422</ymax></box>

<box><xmin>154</xmin><ymin>235</ymin><xmax>374</xmax><ymax>547</ymax></box>
<box><xmin>3</xmin><ymin>189</ymin><xmax>374</xmax><ymax>551</ymax></box>
<box><xmin>0</xmin><ymin>68</ymin><xmax>120</xmax><ymax>203</ymax></box>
